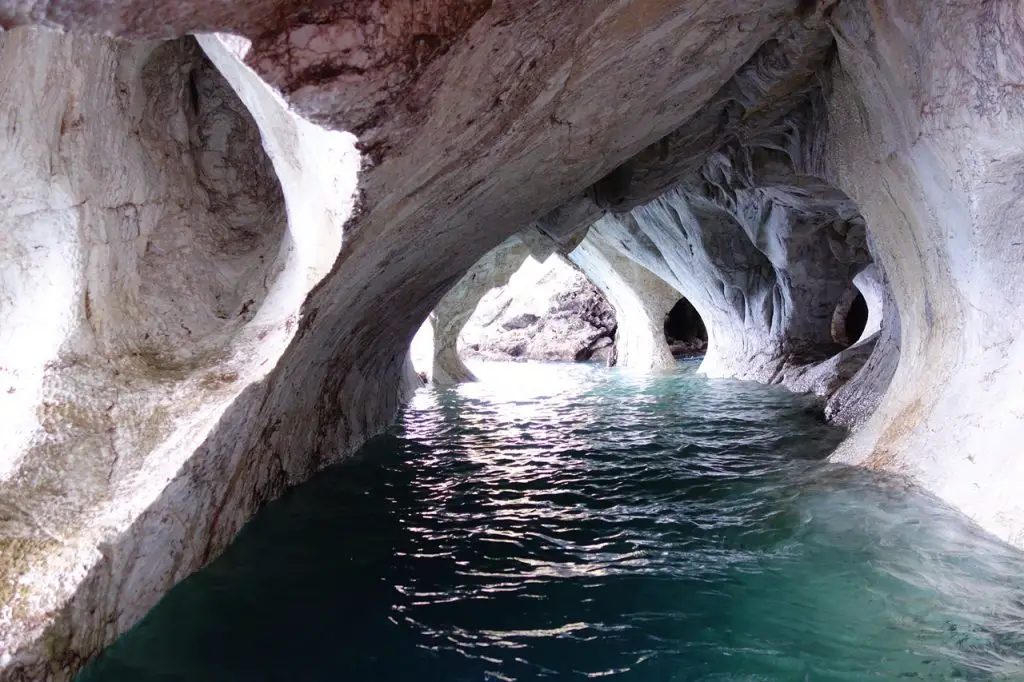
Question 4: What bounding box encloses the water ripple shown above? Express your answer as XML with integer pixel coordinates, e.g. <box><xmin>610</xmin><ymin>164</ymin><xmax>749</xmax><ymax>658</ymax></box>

<box><xmin>79</xmin><ymin>360</ymin><xmax>1024</xmax><ymax>682</ymax></box>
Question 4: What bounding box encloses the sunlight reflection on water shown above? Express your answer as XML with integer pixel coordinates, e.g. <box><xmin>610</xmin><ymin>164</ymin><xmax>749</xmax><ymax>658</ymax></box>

<box><xmin>79</xmin><ymin>360</ymin><xmax>1024</xmax><ymax>682</ymax></box>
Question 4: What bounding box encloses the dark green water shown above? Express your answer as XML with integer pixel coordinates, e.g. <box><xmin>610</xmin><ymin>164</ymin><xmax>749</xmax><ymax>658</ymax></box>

<box><xmin>79</xmin><ymin>361</ymin><xmax>1024</xmax><ymax>681</ymax></box>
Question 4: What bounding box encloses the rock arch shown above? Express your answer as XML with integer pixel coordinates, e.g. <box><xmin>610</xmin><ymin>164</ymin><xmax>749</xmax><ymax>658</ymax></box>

<box><xmin>568</xmin><ymin>230</ymin><xmax>678</xmax><ymax>371</ymax></box>
<box><xmin>429</xmin><ymin>236</ymin><xmax>532</xmax><ymax>385</ymax></box>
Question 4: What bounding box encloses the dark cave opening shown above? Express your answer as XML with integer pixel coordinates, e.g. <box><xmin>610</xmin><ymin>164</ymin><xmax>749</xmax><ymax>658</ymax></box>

<box><xmin>844</xmin><ymin>292</ymin><xmax>869</xmax><ymax>346</ymax></box>
<box><xmin>664</xmin><ymin>297</ymin><xmax>708</xmax><ymax>358</ymax></box>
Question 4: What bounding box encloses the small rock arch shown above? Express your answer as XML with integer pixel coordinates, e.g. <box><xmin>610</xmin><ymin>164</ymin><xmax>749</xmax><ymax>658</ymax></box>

<box><xmin>663</xmin><ymin>297</ymin><xmax>708</xmax><ymax>358</ymax></box>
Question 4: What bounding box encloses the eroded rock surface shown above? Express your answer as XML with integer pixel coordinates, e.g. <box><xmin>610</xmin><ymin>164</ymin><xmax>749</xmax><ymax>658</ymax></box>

<box><xmin>824</xmin><ymin>265</ymin><xmax>899</xmax><ymax>428</ymax></box>
<box><xmin>0</xmin><ymin>30</ymin><xmax>358</xmax><ymax>676</ymax></box>
<box><xmin>568</xmin><ymin>80</ymin><xmax>873</xmax><ymax>386</ymax></box>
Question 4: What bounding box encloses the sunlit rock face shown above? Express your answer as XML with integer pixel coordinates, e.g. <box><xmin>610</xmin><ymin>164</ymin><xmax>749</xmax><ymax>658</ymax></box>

<box><xmin>460</xmin><ymin>253</ymin><xmax>616</xmax><ymax>366</ymax></box>
<box><xmin>0</xmin><ymin>34</ymin><xmax>286</xmax><ymax>482</ymax></box>
<box><xmin>823</xmin><ymin>0</ymin><xmax>1024</xmax><ymax>546</ymax></box>
<box><xmin>0</xmin><ymin>30</ymin><xmax>357</xmax><ymax>677</ymax></box>
<box><xmin>2</xmin><ymin>0</ymin><xmax>1024</xmax><ymax>677</ymax></box>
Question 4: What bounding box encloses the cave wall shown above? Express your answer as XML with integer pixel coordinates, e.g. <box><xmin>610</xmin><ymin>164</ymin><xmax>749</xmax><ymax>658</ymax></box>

<box><xmin>823</xmin><ymin>0</ymin><xmax>1024</xmax><ymax>545</ymax></box>
<box><xmin>587</xmin><ymin>178</ymin><xmax>869</xmax><ymax>394</ymax></box>
<box><xmin>0</xmin><ymin>33</ymin><xmax>288</xmax><ymax>489</ymax></box>
<box><xmin>0</xmin><ymin>30</ymin><xmax>359</xmax><ymax>675</ymax></box>
<box><xmin>593</xmin><ymin>194</ymin><xmax>787</xmax><ymax>380</ymax></box>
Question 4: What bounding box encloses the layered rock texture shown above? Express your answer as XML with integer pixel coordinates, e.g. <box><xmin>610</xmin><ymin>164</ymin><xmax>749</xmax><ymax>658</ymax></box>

<box><xmin>1</xmin><ymin>0</ymin><xmax>1024</xmax><ymax>677</ymax></box>
<box><xmin>459</xmin><ymin>254</ymin><xmax>617</xmax><ymax>366</ymax></box>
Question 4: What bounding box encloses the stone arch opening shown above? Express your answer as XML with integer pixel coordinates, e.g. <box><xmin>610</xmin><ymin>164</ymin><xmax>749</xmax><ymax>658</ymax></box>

<box><xmin>663</xmin><ymin>297</ymin><xmax>708</xmax><ymax>358</ymax></box>
<box><xmin>831</xmin><ymin>280</ymin><xmax>875</xmax><ymax>349</ymax></box>
<box><xmin>455</xmin><ymin>255</ymin><xmax>618</xmax><ymax>364</ymax></box>
<box><xmin>416</xmin><ymin>241</ymin><xmax>621</xmax><ymax>385</ymax></box>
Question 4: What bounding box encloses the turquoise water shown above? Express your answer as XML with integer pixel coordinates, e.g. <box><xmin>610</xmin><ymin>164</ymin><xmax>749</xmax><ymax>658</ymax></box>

<box><xmin>79</xmin><ymin>361</ymin><xmax>1024</xmax><ymax>681</ymax></box>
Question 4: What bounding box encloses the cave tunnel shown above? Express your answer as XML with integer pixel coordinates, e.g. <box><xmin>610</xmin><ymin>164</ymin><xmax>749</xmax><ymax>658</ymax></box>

<box><xmin>6</xmin><ymin>2</ymin><xmax>1024</xmax><ymax>681</ymax></box>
